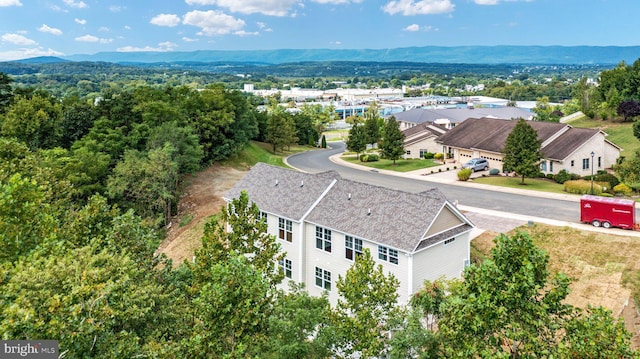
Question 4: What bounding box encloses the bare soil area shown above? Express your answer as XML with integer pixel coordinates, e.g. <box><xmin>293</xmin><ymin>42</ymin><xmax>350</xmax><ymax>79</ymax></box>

<box><xmin>157</xmin><ymin>165</ymin><xmax>246</xmax><ymax>266</ymax></box>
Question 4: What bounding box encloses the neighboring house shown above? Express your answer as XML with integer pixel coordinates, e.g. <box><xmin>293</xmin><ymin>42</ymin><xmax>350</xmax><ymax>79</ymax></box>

<box><xmin>402</xmin><ymin>122</ymin><xmax>448</xmax><ymax>159</ymax></box>
<box><xmin>436</xmin><ymin>117</ymin><xmax>621</xmax><ymax>176</ymax></box>
<box><xmin>224</xmin><ymin>163</ymin><xmax>475</xmax><ymax>305</ymax></box>
<box><xmin>391</xmin><ymin>107</ymin><xmax>534</xmax><ymax>131</ymax></box>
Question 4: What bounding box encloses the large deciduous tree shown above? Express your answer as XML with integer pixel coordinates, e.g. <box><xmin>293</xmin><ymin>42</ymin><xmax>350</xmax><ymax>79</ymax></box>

<box><xmin>1</xmin><ymin>93</ymin><xmax>62</xmax><ymax>150</ymax></box>
<box><xmin>617</xmin><ymin>99</ymin><xmax>640</xmax><ymax>122</ymax></box>
<box><xmin>380</xmin><ymin>116</ymin><xmax>405</xmax><ymax>164</ymax></box>
<box><xmin>503</xmin><ymin>118</ymin><xmax>542</xmax><ymax>184</ymax></box>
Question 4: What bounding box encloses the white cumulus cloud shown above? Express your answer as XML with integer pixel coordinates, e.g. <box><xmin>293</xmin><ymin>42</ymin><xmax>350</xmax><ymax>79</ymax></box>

<box><xmin>117</xmin><ymin>42</ymin><xmax>177</xmax><ymax>52</ymax></box>
<box><xmin>2</xmin><ymin>33</ymin><xmax>36</xmax><ymax>45</ymax></box>
<box><xmin>0</xmin><ymin>0</ymin><xmax>22</xmax><ymax>6</ymax></box>
<box><xmin>75</xmin><ymin>18</ymin><xmax>86</xmax><ymax>25</ymax></box>
<box><xmin>63</xmin><ymin>0</ymin><xmax>87</xmax><ymax>8</ymax></box>
<box><xmin>403</xmin><ymin>24</ymin><xmax>420</xmax><ymax>32</ymax></box>
<box><xmin>75</xmin><ymin>34</ymin><xmax>112</xmax><ymax>43</ymax></box>
<box><xmin>183</xmin><ymin>10</ymin><xmax>245</xmax><ymax>36</ymax></box>
<box><xmin>383</xmin><ymin>0</ymin><xmax>455</xmax><ymax>16</ymax></box>
<box><xmin>474</xmin><ymin>0</ymin><xmax>533</xmax><ymax>4</ymax></box>
<box><xmin>182</xmin><ymin>36</ymin><xmax>199</xmax><ymax>42</ymax></box>
<box><xmin>187</xmin><ymin>0</ymin><xmax>300</xmax><ymax>16</ymax></box>
<box><xmin>38</xmin><ymin>24</ymin><xmax>63</xmax><ymax>35</ymax></box>
<box><xmin>0</xmin><ymin>48</ymin><xmax>63</xmax><ymax>61</ymax></box>
<box><xmin>311</xmin><ymin>0</ymin><xmax>363</xmax><ymax>4</ymax></box>
<box><xmin>151</xmin><ymin>14</ymin><xmax>181</xmax><ymax>27</ymax></box>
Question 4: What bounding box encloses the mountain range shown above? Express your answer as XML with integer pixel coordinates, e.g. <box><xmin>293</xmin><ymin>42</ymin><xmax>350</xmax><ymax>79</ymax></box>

<box><xmin>59</xmin><ymin>46</ymin><xmax>640</xmax><ymax>65</ymax></box>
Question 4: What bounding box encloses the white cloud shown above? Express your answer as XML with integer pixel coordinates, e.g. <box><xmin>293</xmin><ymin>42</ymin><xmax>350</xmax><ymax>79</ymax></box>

<box><xmin>403</xmin><ymin>24</ymin><xmax>420</xmax><ymax>31</ymax></box>
<box><xmin>38</xmin><ymin>24</ymin><xmax>63</xmax><ymax>35</ymax></box>
<box><xmin>257</xmin><ymin>22</ymin><xmax>273</xmax><ymax>32</ymax></box>
<box><xmin>234</xmin><ymin>30</ymin><xmax>259</xmax><ymax>36</ymax></box>
<box><xmin>0</xmin><ymin>0</ymin><xmax>22</xmax><ymax>6</ymax></box>
<box><xmin>75</xmin><ymin>34</ymin><xmax>112</xmax><ymax>43</ymax></box>
<box><xmin>383</xmin><ymin>0</ymin><xmax>455</xmax><ymax>15</ymax></box>
<box><xmin>311</xmin><ymin>0</ymin><xmax>363</xmax><ymax>4</ymax></box>
<box><xmin>474</xmin><ymin>0</ymin><xmax>533</xmax><ymax>4</ymax></box>
<box><xmin>117</xmin><ymin>42</ymin><xmax>177</xmax><ymax>52</ymax></box>
<box><xmin>98</xmin><ymin>26</ymin><xmax>110</xmax><ymax>32</ymax></box>
<box><xmin>75</xmin><ymin>18</ymin><xmax>86</xmax><ymax>25</ymax></box>
<box><xmin>109</xmin><ymin>5</ymin><xmax>123</xmax><ymax>12</ymax></box>
<box><xmin>150</xmin><ymin>14</ymin><xmax>181</xmax><ymax>27</ymax></box>
<box><xmin>183</xmin><ymin>10</ymin><xmax>245</xmax><ymax>36</ymax></box>
<box><xmin>187</xmin><ymin>0</ymin><xmax>300</xmax><ymax>16</ymax></box>
<box><xmin>124</xmin><ymin>25</ymin><xmax>131</xmax><ymax>30</ymax></box>
<box><xmin>0</xmin><ymin>47</ymin><xmax>63</xmax><ymax>61</ymax></box>
<box><xmin>63</xmin><ymin>0</ymin><xmax>87</xmax><ymax>8</ymax></box>
<box><xmin>2</xmin><ymin>33</ymin><xmax>37</xmax><ymax>45</ymax></box>
<box><xmin>182</xmin><ymin>36</ymin><xmax>199</xmax><ymax>42</ymax></box>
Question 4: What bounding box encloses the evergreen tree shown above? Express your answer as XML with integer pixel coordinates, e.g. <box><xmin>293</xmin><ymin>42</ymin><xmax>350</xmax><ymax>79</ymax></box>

<box><xmin>363</xmin><ymin>104</ymin><xmax>381</xmax><ymax>147</ymax></box>
<box><xmin>380</xmin><ymin>116</ymin><xmax>405</xmax><ymax>165</ymax></box>
<box><xmin>502</xmin><ymin>118</ymin><xmax>542</xmax><ymax>184</ymax></box>
<box><xmin>346</xmin><ymin>123</ymin><xmax>367</xmax><ymax>157</ymax></box>
<box><xmin>321</xmin><ymin>134</ymin><xmax>327</xmax><ymax>148</ymax></box>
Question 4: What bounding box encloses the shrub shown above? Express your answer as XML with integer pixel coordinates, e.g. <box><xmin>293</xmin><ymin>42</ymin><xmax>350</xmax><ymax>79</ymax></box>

<box><xmin>594</xmin><ymin>173</ymin><xmax>620</xmax><ymax>189</ymax></box>
<box><xmin>489</xmin><ymin>168</ymin><xmax>500</xmax><ymax>175</ymax></box>
<box><xmin>554</xmin><ymin>169</ymin><xmax>572</xmax><ymax>184</ymax></box>
<box><xmin>438</xmin><ymin>168</ymin><xmax>442</xmax><ymax>172</ymax></box>
<box><xmin>359</xmin><ymin>154</ymin><xmax>368</xmax><ymax>162</ymax></box>
<box><xmin>564</xmin><ymin>179</ymin><xmax>602</xmax><ymax>195</ymax></box>
<box><xmin>367</xmin><ymin>154</ymin><xmax>379</xmax><ymax>162</ymax></box>
<box><xmin>446</xmin><ymin>167</ymin><xmax>450</xmax><ymax>171</ymax></box>
<box><xmin>546</xmin><ymin>173</ymin><xmax>554</xmax><ymax>180</ymax></box>
<box><xmin>434</xmin><ymin>153</ymin><xmax>444</xmax><ymax>161</ymax></box>
<box><xmin>613</xmin><ymin>183</ymin><xmax>633</xmax><ymax>196</ymax></box>
<box><xmin>457</xmin><ymin>168</ymin><xmax>472</xmax><ymax>181</ymax></box>
<box><xmin>538</xmin><ymin>172</ymin><xmax>546</xmax><ymax>178</ymax></box>
<box><xmin>423</xmin><ymin>152</ymin><xmax>435</xmax><ymax>159</ymax></box>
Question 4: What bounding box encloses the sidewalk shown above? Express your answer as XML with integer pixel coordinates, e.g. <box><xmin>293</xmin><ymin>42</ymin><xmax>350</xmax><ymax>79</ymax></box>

<box><xmin>329</xmin><ymin>153</ymin><xmax>640</xmax><ymax>238</ymax></box>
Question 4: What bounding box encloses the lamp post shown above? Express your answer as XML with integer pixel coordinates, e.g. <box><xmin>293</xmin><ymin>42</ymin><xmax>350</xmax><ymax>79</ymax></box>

<box><xmin>590</xmin><ymin>151</ymin><xmax>595</xmax><ymax>195</ymax></box>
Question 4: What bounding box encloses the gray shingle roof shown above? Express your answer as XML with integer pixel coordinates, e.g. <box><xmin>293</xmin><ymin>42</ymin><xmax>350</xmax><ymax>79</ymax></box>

<box><xmin>223</xmin><ymin>162</ymin><xmax>341</xmax><ymax>221</ymax></box>
<box><xmin>225</xmin><ymin>163</ymin><xmax>473</xmax><ymax>253</ymax></box>
<box><xmin>391</xmin><ymin>107</ymin><xmax>534</xmax><ymax>125</ymax></box>
<box><xmin>540</xmin><ymin>127</ymin><xmax>599</xmax><ymax>160</ymax></box>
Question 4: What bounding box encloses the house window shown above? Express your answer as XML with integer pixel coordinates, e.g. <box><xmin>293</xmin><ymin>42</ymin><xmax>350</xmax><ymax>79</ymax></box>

<box><xmin>315</xmin><ymin>267</ymin><xmax>331</xmax><ymax>291</ymax></box>
<box><xmin>582</xmin><ymin>158</ymin><xmax>589</xmax><ymax>170</ymax></box>
<box><xmin>419</xmin><ymin>149</ymin><xmax>428</xmax><ymax>158</ymax></box>
<box><xmin>279</xmin><ymin>258</ymin><xmax>292</xmax><ymax>279</ymax></box>
<box><xmin>550</xmin><ymin>162</ymin><xmax>553</xmax><ymax>172</ymax></box>
<box><xmin>279</xmin><ymin>218</ymin><xmax>292</xmax><ymax>242</ymax></box>
<box><xmin>540</xmin><ymin>162</ymin><xmax>547</xmax><ymax>171</ymax></box>
<box><xmin>315</xmin><ymin>226</ymin><xmax>332</xmax><ymax>252</ymax></box>
<box><xmin>406</xmin><ymin>150</ymin><xmax>411</xmax><ymax>155</ymax></box>
<box><xmin>259</xmin><ymin>211</ymin><xmax>267</xmax><ymax>222</ymax></box>
<box><xmin>444</xmin><ymin>238</ymin><xmax>456</xmax><ymax>245</ymax></box>
<box><xmin>345</xmin><ymin>235</ymin><xmax>363</xmax><ymax>261</ymax></box>
<box><xmin>571</xmin><ymin>160</ymin><xmax>575</xmax><ymax>167</ymax></box>
<box><xmin>598</xmin><ymin>156</ymin><xmax>601</xmax><ymax>168</ymax></box>
<box><xmin>378</xmin><ymin>245</ymin><xmax>399</xmax><ymax>265</ymax></box>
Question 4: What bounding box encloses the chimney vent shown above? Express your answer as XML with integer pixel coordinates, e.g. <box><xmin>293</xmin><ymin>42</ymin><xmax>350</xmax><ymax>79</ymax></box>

<box><xmin>300</xmin><ymin>180</ymin><xmax>304</xmax><ymax>187</ymax></box>
<box><xmin>275</xmin><ymin>179</ymin><xmax>278</xmax><ymax>186</ymax></box>
<box><xmin>348</xmin><ymin>193</ymin><xmax>351</xmax><ymax>200</ymax></box>
<box><xmin>367</xmin><ymin>208</ymin><xmax>371</xmax><ymax>216</ymax></box>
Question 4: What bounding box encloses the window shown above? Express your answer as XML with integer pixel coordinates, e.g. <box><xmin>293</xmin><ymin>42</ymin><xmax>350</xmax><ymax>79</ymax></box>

<box><xmin>406</xmin><ymin>150</ymin><xmax>411</xmax><ymax>155</ymax></box>
<box><xmin>550</xmin><ymin>162</ymin><xmax>553</xmax><ymax>172</ymax></box>
<box><xmin>278</xmin><ymin>218</ymin><xmax>292</xmax><ymax>242</ymax></box>
<box><xmin>419</xmin><ymin>149</ymin><xmax>428</xmax><ymax>158</ymax></box>
<box><xmin>279</xmin><ymin>258</ymin><xmax>292</xmax><ymax>279</ymax></box>
<box><xmin>598</xmin><ymin>156</ymin><xmax>601</xmax><ymax>168</ymax></box>
<box><xmin>378</xmin><ymin>245</ymin><xmax>399</xmax><ymax>265</ymax></box>
<box><xmin>315</xmin><ymin>267</ymin><xmax>331</xmax><ymax>290</ymax></box>
<box><xmin>540</xmin><ymin>162</ymin><xmax>547</xmax><ymax>171</ymax></box>
<box><xmin>345</xmin><ymin>235</ymin><xmax>363</xmax><ymax>261</ymax></box>
<box><xmin>444</xmin><ymin>238</ymin><xmax>456</xmax><ymax>245</ymax></box>
<box><xmin>315</xmin><ymin>226</ymin><xmax>332</xmax><ymax>252</ymax></box>
<box><xmin>582</xmin><ymin>158</ymin><xmax>589</xmax><ymax>170</ymax></box>
<box><xmin>571</xmin><ymin>160</ymin><xmax>575</xmax><ymax>167</ymax></box>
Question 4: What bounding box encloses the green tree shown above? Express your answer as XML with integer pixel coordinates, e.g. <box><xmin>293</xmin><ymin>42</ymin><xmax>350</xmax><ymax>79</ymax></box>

<box><xmin>438</xmin><ymin>230</ymin><xmax>573</xmax><ymax>358</ymax></box>
<box><xmin>533</xmin><ymin>96</ymin><xmax>555</xmax><ymax>122</ymax></box>
<box><xmin>380</xmin><ymin>116</ymin><xmax>405</xmax><ymax>164</ymax></box>
<box><xmin>326</xmin><ymin>248</ymin><xmax>401</xmax><ymax>358</ymax></box>
<box><xmin>191</xmin><ymin>190</ymin><xmax>284</xmax><ymax>288</ymax></box>
<box><xmin>503</xmin><ymin>118</ymin><xmax>542</xmax><ymax>184</ymax></box>
<box><xmin>147</xmin><ymin>121</ymin><xmax>203</xmax><ymax>174</ymax></box>
<box><xmin>59</xmin><ymin>96</ymin><xmax>98</xmax><ymax>148</ymax></box>
<box><xmin>613</xmin><ymin>149</ymin><xmax>640</xmax><ymax>185</ymax></box>
<box><xmin>0</xmin><ymin>72</ymin><xmax>14</xmax><ymax>112</ymax></box>
<box><xmin>1</xmin><ymin>93</ymin><xmax>62</xmax><ymax>149</ymax></box>
<box><xmin>363</xmin><ymin>106</ymin><xmax>381</xmax><ymax>147</ymax></box>
<box><xmin>346</xmin><ymin>123</ymin><xmax>367</xmax><ymax>157</ymax></box>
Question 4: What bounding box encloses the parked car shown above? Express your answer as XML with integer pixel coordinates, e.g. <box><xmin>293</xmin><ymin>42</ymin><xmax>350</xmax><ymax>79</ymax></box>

<box><xmin>462</xmin><ymin>158</ymin><xmax>489</xmax><ymax>172</ymax></box>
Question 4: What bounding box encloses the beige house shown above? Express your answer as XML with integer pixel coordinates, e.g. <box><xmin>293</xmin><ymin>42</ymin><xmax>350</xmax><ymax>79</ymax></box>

<box><xmin>224</xmin><ymin>163</ymin><xmax>475</xmax><ymax>305</ymax></box>
<box><xmin>436</xmin><ymin>117</ymin><xmax>621</xmax><ymax>175</ymax></box>
<box><xmin>402</xmin><ymin>123</ymin><xmax>448</xmax><ymax>159</ymax></box>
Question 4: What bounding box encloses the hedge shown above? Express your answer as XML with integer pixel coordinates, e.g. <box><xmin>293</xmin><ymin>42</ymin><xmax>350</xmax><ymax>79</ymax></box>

<box><xmin>563</xmin><ymin>179</ymin><xmax>607</xmax><ymax>195</ymax></box>
<box><xmin>457</xmin><ymin>168</ymin><xmax>472</xmax><ymax>181</ymax></box>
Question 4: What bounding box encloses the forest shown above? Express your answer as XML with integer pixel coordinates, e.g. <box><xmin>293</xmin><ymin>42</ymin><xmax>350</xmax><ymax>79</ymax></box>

<box><xmin>1</xmin><ymin>55</ymin><xmax>640</xmax><ymax>357</ymax></box>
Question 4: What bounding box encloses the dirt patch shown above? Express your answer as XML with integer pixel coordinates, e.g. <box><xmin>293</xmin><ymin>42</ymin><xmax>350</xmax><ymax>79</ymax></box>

<box><xmin>157</xmin><ymin>164</ymin><xmax>246</xmax><ymax>266</ymax></box>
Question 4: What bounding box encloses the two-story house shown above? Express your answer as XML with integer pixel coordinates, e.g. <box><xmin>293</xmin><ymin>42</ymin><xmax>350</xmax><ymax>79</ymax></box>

<box><xmin>224</xmin><ymin>163</ymin><xmax>475</xmax><ymax>304</ymax></box>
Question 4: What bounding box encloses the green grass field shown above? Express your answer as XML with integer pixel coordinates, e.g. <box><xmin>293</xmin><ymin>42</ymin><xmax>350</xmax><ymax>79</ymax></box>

<box><xmin>341</xmin><ymin>154</ymin><xmax>441</xmax><ymax>172</ymax></box>
<box><xmin>566</xmin><ymin>116</ymin><xmax>639</xmax><ymax>155</ymax></box>
<box><xmin>221</xmin><ymin>141</ymin><xmax>310</xmax><ymax>170</ymax></box>
<box><xmin>471</xmin><ymin>175</ymin><xmax>571</xmax><ymax>195</ymax></box>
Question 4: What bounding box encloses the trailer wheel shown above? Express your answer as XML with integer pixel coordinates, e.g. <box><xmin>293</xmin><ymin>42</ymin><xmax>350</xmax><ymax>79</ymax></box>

<box><xmin>602</xmin><ymin>221</ymin><xmax>612</xmax><ymax>229</ymax></box>
<box><xmin>592</xmin><ymin>220</ymin><xmax>601</xmax><ymax>227</ymax></box>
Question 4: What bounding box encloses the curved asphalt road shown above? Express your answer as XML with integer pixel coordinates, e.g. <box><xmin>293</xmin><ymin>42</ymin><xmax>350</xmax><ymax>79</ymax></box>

<box><xmin>287</xmin><ymin>142</ymin><xmax>578</xmax><ymax>223</ymax></box>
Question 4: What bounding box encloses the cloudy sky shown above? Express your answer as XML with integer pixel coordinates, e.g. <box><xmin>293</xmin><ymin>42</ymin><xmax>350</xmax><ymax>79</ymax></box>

<box><xmin>0</xmin><ymin>0</ymin><xmax>636</xmax><ymax>61</ymax></box>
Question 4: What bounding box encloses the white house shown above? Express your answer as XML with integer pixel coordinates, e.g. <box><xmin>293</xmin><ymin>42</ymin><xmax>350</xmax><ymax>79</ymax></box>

<box><xmin>224</xmin><ymin>163</ymin><xmax>475</xmax><ymax>305</ymax></box>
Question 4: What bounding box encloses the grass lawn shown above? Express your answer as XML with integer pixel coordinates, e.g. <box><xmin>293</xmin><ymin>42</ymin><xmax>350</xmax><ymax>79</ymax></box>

<box><xmin>471</xmin><ymin>175</ymin><xmax>572</xmax><ymax>195</ymax></box>
<box><xmin>566</xmin><ymin>116</ymin><xmax>639</xmax><ymax>155</ymax></box>
<box><xmin>221</xmin><ymin>141</ymin><xmax>310</xmax><ymax>170</ymax></box>
<box><xmin>341</xmin><ymin>154</ymin><xmax>441</xmax><ymax>172</ymax></box>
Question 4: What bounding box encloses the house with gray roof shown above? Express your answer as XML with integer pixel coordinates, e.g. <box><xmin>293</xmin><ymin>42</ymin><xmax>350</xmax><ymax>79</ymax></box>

<box><xmin>391</xmin><ymin>106</ymin><xmax>534</xmax><ymax>131</ymax></box>
<box><xmin>402</xmin><ymin>123</ymin><xmax>448</xmax><ymax>159</ymax></box>
<box><xmin>436</xmin><ymin>117</ymin><xmax>621</xmax><ymax>176</ymax></box>
<box><xmin>224</xmin><ymin>163</ymin><xmax>474</xmax><ymax>304</ymax></box>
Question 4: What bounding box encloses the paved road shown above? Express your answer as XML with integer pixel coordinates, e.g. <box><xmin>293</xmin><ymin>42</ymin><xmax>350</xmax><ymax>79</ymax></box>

<box><xmin>287</xmin><ymin>141</ymin><xmax>578</xmax><ymax>223</ymax></box>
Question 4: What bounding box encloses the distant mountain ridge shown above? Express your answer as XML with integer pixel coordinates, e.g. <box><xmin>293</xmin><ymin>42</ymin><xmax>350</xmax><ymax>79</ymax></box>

<box><xmin>61</xmin><ymin>46</ymin><xmax>640</xmax><ymax>65</ymax></box>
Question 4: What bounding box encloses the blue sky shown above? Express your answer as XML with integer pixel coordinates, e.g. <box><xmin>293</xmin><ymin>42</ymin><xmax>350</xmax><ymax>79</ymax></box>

<box><xmin>0</xmin><ymin>0</ymin><xmax>637</xmax><ymax>61</ymax></box>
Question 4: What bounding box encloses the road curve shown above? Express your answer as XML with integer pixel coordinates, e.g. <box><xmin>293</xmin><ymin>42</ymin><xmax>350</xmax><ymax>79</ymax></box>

<box><xmin>287</xmin><ymin>141</ymin><xmax>578</xmax><ymax>223</ymax></box>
